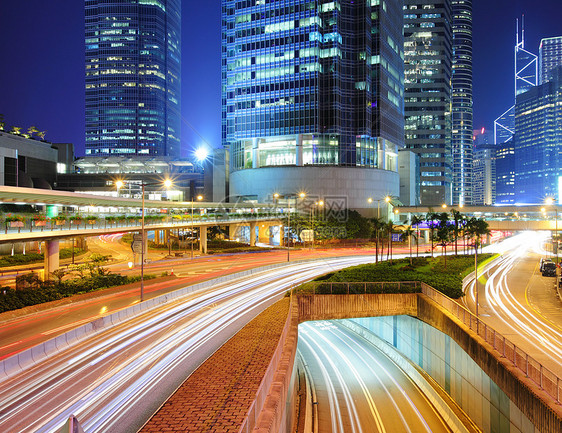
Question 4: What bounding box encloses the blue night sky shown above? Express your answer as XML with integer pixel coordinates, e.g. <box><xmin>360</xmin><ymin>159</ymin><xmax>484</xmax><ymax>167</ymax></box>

<box><xmin>0</xmin><ymin>1</ymin><xmax>560</xmax><ymax>157</ymax></box>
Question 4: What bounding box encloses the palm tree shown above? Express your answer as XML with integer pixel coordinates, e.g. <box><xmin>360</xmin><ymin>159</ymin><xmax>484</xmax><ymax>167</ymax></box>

<box><xmin>450</xmin><ymin>208</ymin><xmax>465</xmax><ymax>256</ymax></box>
<box><xmin>411</xmin><ymin>214</ymin><xmax>424</xmax><ymax>257</ymax></box>
<box><xmin>371</xmin><ymin>217</ymin><xmax>385</xmax><ymax>263</ymax></box>
<box><xmin>402</xmin><ymin>226</ymin><xmax>415</xmax><ymax>265</ymax></box>
<box><xmin>425</xmin><ymin>210</ymin><xmax>438</xmax><ymax>258</ymax></box>
<box><xmin>434</xmin><ymin>212</ymin><xmax>452</xmax><ymax>267</ymax></box>
<box><xmin>26</xmin><ymin>126</ymin><xmax>39</xmax><ymax>138</ymax></box>
<box><xmin>465</xmin><ymin>217</ymin><xmax>491</xmax><ymax>320</ymax></box>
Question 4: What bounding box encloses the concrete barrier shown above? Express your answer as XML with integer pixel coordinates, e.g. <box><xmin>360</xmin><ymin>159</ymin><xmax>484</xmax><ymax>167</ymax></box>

<box><xmin>0</xmin><ymin>256</ymin><xmax>369</xmax><ymax>379</ymax></box>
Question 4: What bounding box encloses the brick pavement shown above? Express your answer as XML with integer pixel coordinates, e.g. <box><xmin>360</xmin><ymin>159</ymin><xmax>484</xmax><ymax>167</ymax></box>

<box><xmin>140</xmin><ymin>297</ymin><xmax>291</xmax><ymax>433</ymax></box>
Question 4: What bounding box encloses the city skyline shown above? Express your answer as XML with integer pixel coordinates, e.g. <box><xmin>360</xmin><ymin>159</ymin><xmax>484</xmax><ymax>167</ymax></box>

<box><xmin>0</xmin><ymin>1</ymin><xmax>560</xmax><ymax>158</ymax></box>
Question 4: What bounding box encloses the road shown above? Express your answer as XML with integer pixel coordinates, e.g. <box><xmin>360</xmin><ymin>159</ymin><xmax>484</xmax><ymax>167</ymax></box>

<box><xmin>463</xmin><ymin>232</ymin><xmax>562</xmax><ymax>378</ymax></box>
<box><xmin>0</xmin><ymin>233</ymin><xmax>413</xmax><ymax>359</ymax></box>
<box><xmin>298</xmin><ymin>321</ymin><xmax>453</xmax><ymax>433</ymax></box>
<box><xmin>0</xmin><ymin>256</ymin><xmax>375</xmax><ymax>433</ymax></box>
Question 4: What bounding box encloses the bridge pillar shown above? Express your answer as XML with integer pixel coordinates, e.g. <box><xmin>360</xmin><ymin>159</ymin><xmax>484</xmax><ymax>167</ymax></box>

<box><xmin>44</xmin><ymin>240</ymin><xmax>59</xmax><ymax>280</ymax></box>
<box><xmin>76</xmin><ymin>237</ymin><xmax>87</xmax><ymax>250</ymax></box>
<box><xmin>423</xmin><ymin>230</ymin><xmax>430</xmax><ymax>244</ymax></box>
<box><xmin>164</xmin><ymin>229</ymin><xmax>170</xmax><ymax>246</ymax></box>
<box><xmin>155</xmin><ymin>230</ymin><xmax>161</xmax><ymax>245</ymax></box>
<box><xmin>199</xmin><ymin>226</ymin><xmax>208</xmax><ymax>254</ymax></box>
<box><xmin>258</xmin><ymin>224</ymin><xmax>271</xmax><ymax>244</ymax></box>
<box><xmin>249</xmin><ymin>222</ymin><xmax>257</xmax><ymax>246</ymax></box>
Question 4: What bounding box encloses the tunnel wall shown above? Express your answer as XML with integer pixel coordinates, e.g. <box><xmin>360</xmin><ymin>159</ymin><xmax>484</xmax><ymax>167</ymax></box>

<box><xmin>296</xmin><ymin>293</ymin><xmax>562</xmax><ymax>433</ymax></box>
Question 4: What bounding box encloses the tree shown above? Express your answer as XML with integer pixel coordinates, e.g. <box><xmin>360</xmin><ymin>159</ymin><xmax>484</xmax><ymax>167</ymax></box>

<box><xmin>410</xmin><ymin>215</ymin><xmax>425</xmax><ymax>257</ymax></box>
<box><xmin>425</xmin><ymin>210</ymin><xmax>438</xmax><ymax>257</ymax></box>
<box><xmin>11</xmin><ymin>126</ymin><xmax>21</xmax><ymax>135</ymax></box>
<box><xmin>26</xmin><ymin>126</ymin><xmax>39</xmax><ymax>138</ymax></box>
<box><xmin>464</xmin><ymin>217</ymin><xmax>491</xmax><ymax>321</ymax></box>
<box><xmin>401</xmin><ymin>225</ymin><xmax>416</xmax><ymax>265</ymax></box>
<box><xmin>0</xmin><ymin>114</ymin><xmax>5</xmax><ymax>131</ymax></box>
<box><xmin>434</xmin><ymin>212</ymin><xmax>452</xmax><ymax>267</ymax></box>
<box><xmin>385</xmin><ymin>220</ymin><xmax>402</xmax><ymax>264</ymax></box>
<box><xmin>371</xmin><ymin>217</ymin><xmax>385</xmax><ymax>263</ymax></box>
<box><xmin>450</xmin><ymin>208</ymin><xmax>465</xmax><ymax>256</ymax></box>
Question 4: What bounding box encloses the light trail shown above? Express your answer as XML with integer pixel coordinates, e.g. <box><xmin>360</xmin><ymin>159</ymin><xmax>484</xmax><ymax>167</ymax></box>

<box><xmin>464</xmin><ymin>232</ymin><xmax>562</xmax><ymax>373</ymax></box>
<box><xmin>0</xmin><ymin>255</ymin><xmax>374</xmax><ymax>433</ymax></box>
<box><xmin>298</xmin><ymin>321</ymin><xmax>452</xmax><ymax>433</ymax></box>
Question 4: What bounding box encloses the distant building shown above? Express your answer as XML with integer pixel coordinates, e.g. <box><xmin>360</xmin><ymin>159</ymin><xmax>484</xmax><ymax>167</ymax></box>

<box><xmin>223</xmin><ymin>0</ymin><xmax>404</xmax><ymax>211</ymax></box>
<box><xmin>514</xmin><ymin>70</ymin><xmax>562</xmax><ymax>203</ymax></box>
<box><xmin>472</xmin><ymin>143</ymin><xmax>495</xmax><ymax>206</ymax></box>
<box><xmin>85</xmin><ymin>0</ymin><xmax>181</xmax><ymax>157</ymax></box>
<box><xmin>404</xmin><ymin>0</ymin><xmax>453</xmax><ymax>206</ymax></box>
<box><xmin>539</xmin><ymin>36</ymin><xmax>562</xmax><ymax>84</ymax></box>
<box><xmin>55</xmin><ymin>156</ymin><xmax>203</xmax><ymax>201</ymax></box>
<box><xmin>451</xmin><ymin>0</ymin><xmax>473</xmax><ymax>205</ymax></box>
<box><xmin>494</xmin><ymin>20</ymin><xmax>538</xmax><ymax>145</ymax></box>
<box><xmin>0</xmin><ymin>131</ymin><xmax>73</xmax><ymax>188</ymax></box>
<box><xmin>495</xmin><ymin>142</ymin><xmax>516</xmax><ymax>204</ymax></box>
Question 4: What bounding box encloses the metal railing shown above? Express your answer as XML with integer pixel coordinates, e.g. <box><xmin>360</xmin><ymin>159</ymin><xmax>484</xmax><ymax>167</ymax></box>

<box><xmin>1</xmin><ymin>214</ymin><xmax>283</xmax><ymax>235</ymax></box>
<box><xmin>296</xmin><ymin>280</ymin><xmax>562</xmax><ymax>404</ymax></box>
<box><xmin>420</xmin><ymin>282</ymin><xmax>562</xmax><ymax>404</ymax></box>
<box><xmin>296</xmin><ymin>281</ymin><xmax>422</xmax><ymax>295</ymax></box>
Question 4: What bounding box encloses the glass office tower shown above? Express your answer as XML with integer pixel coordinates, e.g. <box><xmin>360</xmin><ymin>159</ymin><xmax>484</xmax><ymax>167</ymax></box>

<box><xmin>404</xmin><ymin>0</ymin><xmax>453</xmax><ymax>205</ymax></box>
<box><xmin>85</xmin><ymin>0</ymin><xmax>181</xmax><ymax>157</ymax></box>
<box><xmin>222</xmin><ymin>0</ymin><xmax>405</xmax><ymax>210</ymax></box>
<box><xmin>514</xmin><ymin>71</ymin><xmax>562</xmax><ymax>203</ymax></box>
<box><xmin>540</xmin><ymin>36</ymin><xmax>562</xmax><ymax>85</ymax></box>
<box><xmin>451</xmin><ymin>0</ymin><xmax>472</xmax><ymax>206</ymax></box>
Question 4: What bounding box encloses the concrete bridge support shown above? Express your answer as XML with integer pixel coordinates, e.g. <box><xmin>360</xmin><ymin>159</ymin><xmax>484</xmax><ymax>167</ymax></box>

<box><xmin>258</xmin><ymin>223</ymin><xmax>271</xmax><ymax>244</ymax></box>
<box><xmin>199</xmin><ymin>226</ymin><xmax>208</xmax><ymax>254</ymax></box>
<box><xmin>43</xmin><ymin>240</ymin><xmax>59</xmax><ymax>280</ymax></box>
<box><xmin>249</xmin><ymin>222</ymin><xmax>257</xmax><ymax>247</ymax></box>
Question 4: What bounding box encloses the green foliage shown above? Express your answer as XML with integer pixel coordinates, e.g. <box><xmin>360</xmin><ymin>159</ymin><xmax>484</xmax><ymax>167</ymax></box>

<box><xmin>0</xmin><ymin>271</ymin><xmax>156</xmax><ymax>314</ymax></box>
<box><xmin>309</xmin><ymin>255</ymin><xmax>493</xmax><ymax>299</ymax></box>
<box><xmin>0</xmin><ymin>248</ymin><xmax>86</xmax><ymax>267</ymax></box>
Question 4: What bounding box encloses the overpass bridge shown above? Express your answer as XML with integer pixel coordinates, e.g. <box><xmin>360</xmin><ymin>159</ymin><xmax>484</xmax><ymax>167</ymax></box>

<box><xmin>396</xmin><ymin>204</ymin><xmax>562</xmax><ymax>232</ymax></box>
<box><xmin>0</xmin><ymin>186</ymin><xmax>283</xmax><ymax>277</ymax></box>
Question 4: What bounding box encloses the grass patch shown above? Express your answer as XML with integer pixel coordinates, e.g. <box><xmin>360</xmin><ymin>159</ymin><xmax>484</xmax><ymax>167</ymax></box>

<box><xmin>0</xmin><ymin>248</ymin><xmax>87</xmax><ymax>268</ymax></box>
<box><xmin>298</xmin><ymin>254</ymin><xmax>494</xmax><ymax>299</ymax></box>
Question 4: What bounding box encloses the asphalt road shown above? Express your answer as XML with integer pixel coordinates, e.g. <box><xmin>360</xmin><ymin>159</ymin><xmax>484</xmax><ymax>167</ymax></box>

<box><xmin>463</xmin><ymin>232</ymin><xmax>562</xmax><ymax>377</ymax></box>
<box><xmin>298</xmin><ymin>321</ymin><xmax>453</xmax><ymax>433</ymax></box>
<box><xmin>0</xmin><ymin>256</ymin><xmax>376</xmax><ymax>433</ymax></box>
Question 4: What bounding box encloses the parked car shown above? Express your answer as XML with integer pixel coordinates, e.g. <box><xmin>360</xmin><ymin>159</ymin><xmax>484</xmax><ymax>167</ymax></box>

<box><xmin>540</xmin><ymin>258</ymin><xmax>554</xmax><ymax>273</ymax></box>
<box><xmin>542</xmin><ymin>261</ymin><xmax>557</xmax><ymax>277</ymax></box>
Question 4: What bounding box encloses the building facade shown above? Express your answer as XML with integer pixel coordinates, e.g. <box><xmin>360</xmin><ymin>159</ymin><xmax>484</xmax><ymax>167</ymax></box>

<box><xmin>222</xmin><ymin>0</ymin><xmax>405</xmax><ymax>211</ymax></box>
<box><xmin>514</xmin><ymin>71</ymin><xmax>562</xmax><ymax>204</ymax></box>
<box><xmin>0</xmin><ymin>131</ymin><xmax>74</xmax><ymax>189</ymax></box>
<box><xmin>451</xmin><ymin>0</ymin><xmax>473</xmax><ymax>205</ymax></box>
<box><xmin>404</xmin><ymin>0</ymin><xmax>453</xmax><ymax>206</ymax></box>
<box><xmin>472</xmin><ymin>143</ymin><xmax>495</xmax><ymax>206</ymax></box>
<box><xmin>85</xmin><ymin>0</ymin><xmax>181</xmax><ymax>157</ymax></box>
<box><xmin>495</xmin><ymin>142</ymin><xmax>515</xmax><ymax>204</ymax></box>
<box><xmin>539</xmin><ymin>36</ymin><xmax>562</xmax><ymax>84</ymax></box>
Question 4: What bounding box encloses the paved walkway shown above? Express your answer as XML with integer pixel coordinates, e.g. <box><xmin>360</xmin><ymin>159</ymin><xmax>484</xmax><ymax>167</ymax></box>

<box><xmin>140</xmin><ymin>298</ymin><xmax>291</xmax><ymax>433</ymax></box>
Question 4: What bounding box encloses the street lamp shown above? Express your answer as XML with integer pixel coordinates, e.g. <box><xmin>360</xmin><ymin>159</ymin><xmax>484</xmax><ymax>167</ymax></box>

<box><xmin>285</xmin><ymin>192</ymin><xmax>305</xmax><ymax>261</ymax></box>
<box><xmin>546</xmin><ymin>197</ymin><xmax>558</xmax><ymax>265</ymax></box>
<box><xmin>191</xmin><ymin>194</ymin><xmax>204</xmax><ymax>260</ymax></box>
<box><xmin>126</xmin><ymin>178</ymin><xmax>172</xmax><ymax>302</ymax></box>
<box><xmin>310</xmin><ymin>200</ymin><xmax>323</xmax><ymax>250</ymax></box>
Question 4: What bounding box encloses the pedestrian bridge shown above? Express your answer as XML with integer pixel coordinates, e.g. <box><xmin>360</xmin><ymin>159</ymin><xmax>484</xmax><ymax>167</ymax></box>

<box><xmin>0</xmin><ymin>186</ymin><xmax>283</xmax><ymax>276</ymax></box>
<box><xmin>397</xmin><ymin>205</ymin><xmax>562</xmax><ymax>232</ymax></box>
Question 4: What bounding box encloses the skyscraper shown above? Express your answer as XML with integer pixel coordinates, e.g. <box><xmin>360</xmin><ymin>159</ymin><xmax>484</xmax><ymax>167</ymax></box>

<box><xmin>222</xmin><ymin>0</ymin><xmax>405</xmax><ymax>210</ymax></box>
<box><xmin>514</xmin><ymin>70</ymin><xmax>562</xmax><ymax>203</ymax></box>
<box><xmin>539</xmin><ymin>36</ymin><xmax>562</xmax><ymax>84</ymax></box>
<box><xmin>451</xmin><ymin>0</ymin><xmax>473</xmax><ymax>205</ymax></box>
<box><xmin>494</xmin><ymin>20</ymin><xmax>537</xmax><ymax>145</ymax></box>
<box><xmin>404</xmin><ymin>0</ymin><xmax>453</xmax><ymax>205</ymax></box>
<box><xmin>85</xmin><ymin>0</ymin><xmax>181</xmax><ymax>157</ymax></box>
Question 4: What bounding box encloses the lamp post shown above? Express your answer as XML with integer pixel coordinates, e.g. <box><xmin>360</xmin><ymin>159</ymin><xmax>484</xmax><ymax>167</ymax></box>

<box><xmin>286</xmin><ymin>192</ymin><xmax>305</xmax><ymax>261</ymax></box>
<box><xmin>546</xmin><ymin>198</ymin><xmax>558</xmax><ymax>265</ymax></box>
<box><xmin>117</xmin><ymin>179</ymin><xmax>171</xmax><ymax>302</ymax></box>
<box><xmin>368</xmin><ymin>195</ymin><xmax>391</xmax><ymax>262</ymax></box>
<box><xmin>310</xmin><ymin>200</ymin><xmax>323</xmax><ymax>250</ymax></box>
<box><xmin>191</xmin><ymin>194</ymin><xmax>203</xmax><ymax>260</ymax></box>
